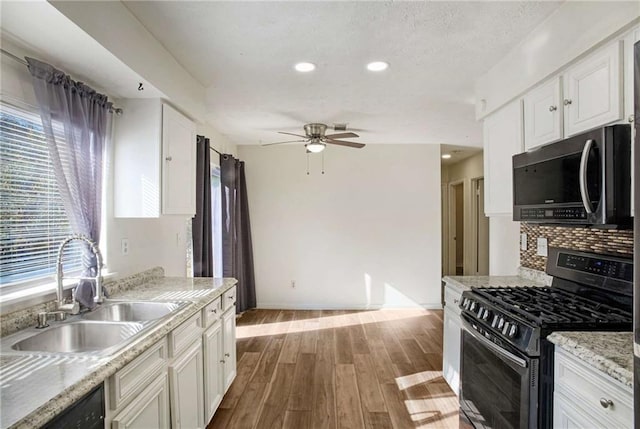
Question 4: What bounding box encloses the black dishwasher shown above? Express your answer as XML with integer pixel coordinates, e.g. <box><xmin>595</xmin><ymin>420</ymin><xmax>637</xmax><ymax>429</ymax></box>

<box><xmin>43</xmin><ymin>384</ymin><xmax>104</xmax><ymax>429</ymax></box>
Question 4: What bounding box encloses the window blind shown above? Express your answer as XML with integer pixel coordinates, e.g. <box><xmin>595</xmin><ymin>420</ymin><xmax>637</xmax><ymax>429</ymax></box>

<box><xmin>0</xmin><ymin>103</ymin><xmax>82</xmax><ymax>287</ymax></box>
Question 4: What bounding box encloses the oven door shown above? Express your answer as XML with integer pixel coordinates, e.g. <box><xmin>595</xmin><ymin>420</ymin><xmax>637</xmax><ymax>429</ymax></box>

<box><xmin>460</xmin><ymin>318</ymin><xmax>538</xmax><ymax>429</ymax></box>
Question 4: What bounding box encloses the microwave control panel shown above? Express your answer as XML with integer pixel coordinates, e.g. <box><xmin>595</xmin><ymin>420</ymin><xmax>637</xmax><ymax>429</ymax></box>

<box><xmin>519</xmin><ymin>207</ymin><xmax>587</xmax><ymax>220</ymax></box>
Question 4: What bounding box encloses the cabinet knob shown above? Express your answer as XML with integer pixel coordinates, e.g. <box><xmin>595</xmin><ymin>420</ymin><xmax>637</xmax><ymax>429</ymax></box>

<box><xmin>165</xmin><ymin>156</ymin><xmax>173</xmax><ymax>161</ymax></box>
<box><xmin>599</xmin><ymin>398</ymin><xmax>613</xmax><ymax>408</ymax></box>
<box><xmin>220</xmin><ymin>359</ymin><xmax>225</xmax><ymax>364</ymax></box>
<box><xmin>563</xmin><ymin>99</ymin><xmax>572</xmax><ymax>106</ymax></box>
<box><xmin>629</xmin><ymin>115</ymin><xmax>635</xmax><ymax>123</ymax></box>
<box><xmin>225</xmin><ymin>353</ymin><xmax>230</xmax><ymax>357</ymax></box>
<box><xmin>548</xmin><ymin>105</ymin><xmax>557</xmax><ymax>112</ymax></box>
<box><xmin>228</xmin><ymin>295</ymin><xmax>234</xmax><ymax>299</ymax></box>
<box><xmin>209</xmin><ymin>308</ymin><xmax>217</xmax><ymax>313</ymax></box>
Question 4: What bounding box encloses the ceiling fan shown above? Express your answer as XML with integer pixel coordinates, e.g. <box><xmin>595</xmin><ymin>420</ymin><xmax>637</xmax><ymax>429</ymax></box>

<box><xmin>262</xmin><ymin>123</ymin><xmax>365</xmax><ymax>153</ymax></box>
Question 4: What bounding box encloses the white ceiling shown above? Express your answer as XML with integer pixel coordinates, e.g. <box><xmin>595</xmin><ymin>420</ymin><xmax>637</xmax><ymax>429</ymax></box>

<box><xmin>123</xmin><ymin>1</ymin><xmax>563</xmax><ymax>148</ymax></box>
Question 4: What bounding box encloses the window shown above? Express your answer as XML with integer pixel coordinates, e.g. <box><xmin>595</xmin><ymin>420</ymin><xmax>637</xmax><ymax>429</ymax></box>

<box><xmin>0</xmin><ymin>102</ymin><xmax>81</xmax><ymax>288</ymax></box>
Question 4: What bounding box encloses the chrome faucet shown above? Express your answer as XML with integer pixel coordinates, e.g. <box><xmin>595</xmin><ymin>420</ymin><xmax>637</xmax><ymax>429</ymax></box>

<box><xmin>56</xmin><ymin>234</ymin><xmax>104</xmax><ymax>314</ymax></box>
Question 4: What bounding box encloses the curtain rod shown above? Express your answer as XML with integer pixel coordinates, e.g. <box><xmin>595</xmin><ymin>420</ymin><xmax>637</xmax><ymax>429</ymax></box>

<box><xmin>1</xmin><ymin>48</ymin><xmax>123</xmax><ymax>115</ymax></box>
<box><xmin>209</xmin><ymin>146</ymin><xmax>224</xmax><ymax>156</ymax></box>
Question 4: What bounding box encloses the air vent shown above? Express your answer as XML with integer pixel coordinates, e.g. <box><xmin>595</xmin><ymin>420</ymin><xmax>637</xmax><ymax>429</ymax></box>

<box><xmin>333</xmin><ymin>123</ymin><xmax>347</xmax><ymax>131</ymax></box>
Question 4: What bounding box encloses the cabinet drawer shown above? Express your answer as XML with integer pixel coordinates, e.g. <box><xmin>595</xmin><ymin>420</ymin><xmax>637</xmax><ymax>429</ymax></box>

<box><xmin>110</xmin><ymin>338</ymin><xmax>168</xmax><ymax>411</ymax></box>
<box><xmin>222</xmin><ymin>286</ymin><xmax>236</xmax><ymax>312</ymax></box>
<box><xmin>168</xmin><ymin>313</ymin><xmax>203</xmax><ymax>358</ymax></box>
<box><xmin>443</xmin><ymin>284</ymin><xmax>463</xmax><ymax>315</ymax></box>
<box><xmin>202</xmin><ymin>297</ymin><xmax>222</xmax><ymax>329</ymax></box>
<box><xmin>554</xmin><ymin>349</ymin><xmax>632</xmax><ymax>427</ymax></box>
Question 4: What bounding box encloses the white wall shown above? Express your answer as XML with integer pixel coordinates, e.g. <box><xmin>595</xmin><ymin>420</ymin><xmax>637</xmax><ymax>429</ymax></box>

<box><xmin>239</xmin><ymin>144</ymin><xmax>442</xmax><ymax>309</ymax></box>
<box><xmin>489</xmin><ymin>216</ymin><xmax>520</xmax><ymax>275</ymax></box>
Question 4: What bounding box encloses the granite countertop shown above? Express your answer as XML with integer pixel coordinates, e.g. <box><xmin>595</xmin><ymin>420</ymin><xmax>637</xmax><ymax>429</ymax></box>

<box><xmin>0</xmin><ymin>276</ymin><xmax>237</xmax><ymax>429</ymax></box>
<box><xmin>548</xmin><ymin>331</ymin><xmax>634</xmax><ymax>389</ymax></box>
<box><xmin>442</xmin><ymin>274</ymin><xmax>547</xmax><ymax>292</ymax></box>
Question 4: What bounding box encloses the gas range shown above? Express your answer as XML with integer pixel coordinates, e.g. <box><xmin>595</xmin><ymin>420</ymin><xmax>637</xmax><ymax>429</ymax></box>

<box><xmin>458</xmin><ymin>247</ymin><xmax>633</xmax><ymax>429</ymax></box>
<box><xmin>460</xmin><ymin>285</ymin><xmax>633</xmax><ymax>356</ymax></box>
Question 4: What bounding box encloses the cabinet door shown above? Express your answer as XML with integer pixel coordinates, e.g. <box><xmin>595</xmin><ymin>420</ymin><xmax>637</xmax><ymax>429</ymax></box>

<box><xmin>442</xmin><ymin>307</ymin><xmax>461</xmax><ymax>396</ymax></box>
<box><xmin>111</xmin><ymin>372</ymin><xmax>170</xmax><ymax>429</ymax></box>
<box><xmin>553</xmin><ymin>392</ymin><xmax>607</xmax><ymax>429</ymax></box>
<box><xmin>624</xmin><ymin>27</ymin><xmax>640</xmax><ymax>217</ymax></box>
<box><xmin>169</xmin><ymin>340</ymin><xmax>205</xmax><ymax>429</ymax></box>
<box><xmin>203</xmin><ymin>321</ymin><xmax>224</xmax><ymax>422</ymax></box>
<box><xmin>483</xmin><ymin>100</ymin><xmax>523</xmax><ymax>215</ymax></box>
<box><xmin>222</xmin><ymin>306</ymin><xmax>237</xmax><ymax>391</ymax></box>
<box><xmin>523</xmin><ymin>77</ymin><xmax>563</xmax><ymax>150</ymax></box>
<box><xmin>162</xmin><ymin>104</ymin><xmax>197</xmax><ymax>215</ymax></box>
<box><xmin>564</xmin><ymin>41</ymin><xmax>623</xmax><ymax>137</ymax></box>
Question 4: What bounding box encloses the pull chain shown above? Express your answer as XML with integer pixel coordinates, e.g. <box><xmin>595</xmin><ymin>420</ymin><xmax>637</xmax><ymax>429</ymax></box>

<box><xmin>322</xmin><ymin>151</ymin><xmax>325</xmax><ymax>174</ymax></box>
<box><xmin>306</xmin><ymin>152</ymin><xmax>310</xmax><ymax>175</ymax></box>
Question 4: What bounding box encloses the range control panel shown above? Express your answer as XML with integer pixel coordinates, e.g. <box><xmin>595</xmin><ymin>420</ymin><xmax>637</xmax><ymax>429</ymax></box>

<box><xmin>557</xmin><ymin>252</ymin><xmax>632</xmax><ymax>282</ymax></box>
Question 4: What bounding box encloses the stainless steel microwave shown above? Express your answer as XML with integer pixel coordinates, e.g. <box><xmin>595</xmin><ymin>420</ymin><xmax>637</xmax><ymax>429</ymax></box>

<box><xmin>512</xmin><ymin>124</ymin><xmax>631</xmax><ymax>227</ymax></box>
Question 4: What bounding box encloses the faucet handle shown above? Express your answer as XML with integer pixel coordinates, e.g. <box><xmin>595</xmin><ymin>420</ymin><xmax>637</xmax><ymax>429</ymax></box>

<box><xmin>36</xmin><ymin>312</ymin><xmax>49</xmax><ymax>329</ymax></box>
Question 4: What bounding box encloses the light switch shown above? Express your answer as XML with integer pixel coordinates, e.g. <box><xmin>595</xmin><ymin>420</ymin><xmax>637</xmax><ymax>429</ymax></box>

<box><xmin>536</xmin><ymin>237</ymin><xmax>548</xmax><ymax>257</ymax></box>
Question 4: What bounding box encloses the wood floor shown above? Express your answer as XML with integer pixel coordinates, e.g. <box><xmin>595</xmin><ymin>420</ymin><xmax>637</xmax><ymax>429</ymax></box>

<box><xmin>207</xmin><ymin>308</ymin><xmax>458</xmax><ymax>429</ymax></box>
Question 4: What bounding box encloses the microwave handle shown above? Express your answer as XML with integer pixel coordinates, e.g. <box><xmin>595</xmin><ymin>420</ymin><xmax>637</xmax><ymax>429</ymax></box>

<box><xmin>579</xmin><ymin>139</ymin><xmax>595</xmax><ymax>214</ymax></box>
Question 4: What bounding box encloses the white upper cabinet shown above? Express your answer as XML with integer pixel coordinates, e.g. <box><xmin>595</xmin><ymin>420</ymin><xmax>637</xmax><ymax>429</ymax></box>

<box><xmin>483</xmin><ymin>100</ymin><xmax>523</xmax><ymax>216</ymax></box>
<box><xmin>113</xmin><ymin>99</ymin><xmax>196</xmax><ymax>218</ymax></box>
<box><xmin>162</xmin><ymin>104</ymin><xmax>196</xmax><ymax>215</ymax></box>
<box><xmin>523</xmin><ymin>77</ymin><xmax>563</xmax><ymax>150</ymax></box>
<box><xmin>563</xmin><ymin>40</ymin><xmax>623</xmax><ymax>137</ymax></box>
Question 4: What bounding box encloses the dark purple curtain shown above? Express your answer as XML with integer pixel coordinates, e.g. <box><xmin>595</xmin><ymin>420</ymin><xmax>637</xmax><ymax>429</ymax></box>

<box><xmin>192</xmin><ymin>135</ymin><xmax>213</xmax><ymax>277</ymax></box>
<box><xmin>221</xmin><ymin>155</ymin><xmax>256</xmax><ymax>312</ymax></box>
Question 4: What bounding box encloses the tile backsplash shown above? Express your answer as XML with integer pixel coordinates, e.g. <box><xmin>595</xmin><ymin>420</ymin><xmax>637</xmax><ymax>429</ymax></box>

<box><xmin>520</xmin><ymin>224</ymin><xmax>633</xmax><ymax>271</ymax></box>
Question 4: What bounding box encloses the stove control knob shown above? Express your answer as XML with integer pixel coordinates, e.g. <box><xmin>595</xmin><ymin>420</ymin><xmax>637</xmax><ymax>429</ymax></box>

<box><xmin>491</xmin><ymin>315</ymin><xmax>499</xmax><ymax>328</ymax></box>
<box><xmin>497</xmin><ymin>317</ymin><xmax>505</xmax><ymax>329</ymax></box>
<box><xmin>460</xmin><ymin>298</ymin><xmax>467</xmax><ymax>309</ymax></box>
<box><xmin>508</xmin><ymin>324</ymin><xmax>518</xmax><ymax>338</ymax></box>
<box><xmin>482</xmin><ymin>309</ymin><xmax>491</xmax><ymax>321</ymax></box>
<box><xmin>502</xmin><ymin>321</ymin><xmax>510</xmax><ymax>336</ymax></box>
<box><xmin>470</xmin><ymin>302</ymin><xmax>477</xmax><ymax>312</ymax></box>
<box><xmin>477</xmin><ymin>306</ymin><xmax>484</xmax><ymax>318</ymax></box>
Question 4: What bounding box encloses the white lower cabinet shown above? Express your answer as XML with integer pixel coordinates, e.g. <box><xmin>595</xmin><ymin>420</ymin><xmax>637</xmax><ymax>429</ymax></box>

<box><xmin>222</xmin><ymin>306</ymin><xmax>237</xmax><ymax>391</ymax></box>
<box><xmin>553</xmin><ymin>347</ymin><xmax>632</xmax><ymax>428</ymax></box>
<box><xmin>169</xmin><ymin>337</ymin><xmax>205</xmax><ymax>429</ymax></box>
<box><xmin>442</xmin><ymin>281</ymin><xmax>463</xmax><ymax>396</ymax></box>
<box><xmin>111</xmin><ymin>372</ymin><xmax>170</xmax><ymax>429</ymax></box>
<box><xmin>203</xmin><ymin>320</ymin><xmax>224</xmax><ymax>422</ymax></box>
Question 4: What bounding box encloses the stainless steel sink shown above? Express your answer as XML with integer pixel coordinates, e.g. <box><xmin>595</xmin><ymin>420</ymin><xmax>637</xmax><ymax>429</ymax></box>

<box><xmin>11</xmin><ymin>321</ymin><xmax>145</xmax><ymax>354</ymax></box>
<box><xmin>82</xmin><ymin>301</ymin><xmax>184</xmax><ymax>322</ymax></box>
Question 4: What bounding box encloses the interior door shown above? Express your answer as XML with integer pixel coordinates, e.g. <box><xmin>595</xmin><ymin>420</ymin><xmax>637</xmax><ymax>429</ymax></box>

<box><xmin>476</xmin><ymin>179</ymin><xmax>489</xmax><ymax>275</ymax></box>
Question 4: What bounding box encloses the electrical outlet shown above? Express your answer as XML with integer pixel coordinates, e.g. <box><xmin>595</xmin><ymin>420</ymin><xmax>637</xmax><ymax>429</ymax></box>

<box><xmin>536</xmin><ymin>237</ymin><xmax>548</xmax><ymax>257</ymax></box>
<box><xmin>520</xmin><ymin>233</ymin><xmax>528</xmax><ymax>251</ymax></box>
<box><xmin>291</xmin><ymin>280</ymin><xmax>296</xmax><ymax>288</ymax></box>
<box><xmin>121</xmin><ymin>238</ymin><xmax>129</xmax><ymax>255</ymax></box>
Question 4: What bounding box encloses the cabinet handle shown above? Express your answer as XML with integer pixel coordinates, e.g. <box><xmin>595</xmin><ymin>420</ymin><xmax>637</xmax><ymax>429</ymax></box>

<box><xmin>629</xmin><ymin>115</ymin><xmax>635</xmax><ymax>123</ymax></box>
<box><xmin>209</xmin><ymin>308</ymin><xmax>217</xmax><ymax>313</ymax></box>
<box><xmin>548</xmin><ymin>105</ymin><xmax>557</xmax><ymax>112</ymax></box>
<box><xmin>563</xmin><ymin>99</ymin><xmax>572</xmax><ymax>106</ymax></box>
<box><xmin>599</xmin><ymin>398</ymin><xmax>613</xmax><ymax>408</ymax></box>
<box><xmin>453</xmin><ymin>299</ymin><xmax>459</xmax><ymax>304</ymax></box>
<box><xmin>165</xmin><ymin>156</ymin><xmax>173</xmax><ymax>161</ymax></box>
<box><xmin>228</xmin><ymin>295</ymin><xmax>234</xmax><ymax>299</ymax></box>
<box><xmin>225</xmin><ymin>353</ymin><xmax>230</xmax><ymax>357</ymax></box>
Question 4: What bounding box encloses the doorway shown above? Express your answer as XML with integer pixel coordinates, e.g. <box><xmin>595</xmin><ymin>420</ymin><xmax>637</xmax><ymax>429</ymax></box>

<box><xmin>448</xmin><ymin>181</ymin><xmax>464</xmax><ymax>275</ymax></box>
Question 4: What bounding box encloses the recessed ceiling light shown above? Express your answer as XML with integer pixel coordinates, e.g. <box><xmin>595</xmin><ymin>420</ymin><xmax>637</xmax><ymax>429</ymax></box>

<box><xmin>294</xmin><ymin>62</ymin><xmax>316</xmax><ymax>72</ymax></box>
<box><xmin>441</xmin><ymin>154</ymin><xmax>452</xmax><ymax>159</ymax></box>
<box><xmin>366</xmin><ymin>61</ymin><xmax>389</xmax><ymax>72</ymax></box>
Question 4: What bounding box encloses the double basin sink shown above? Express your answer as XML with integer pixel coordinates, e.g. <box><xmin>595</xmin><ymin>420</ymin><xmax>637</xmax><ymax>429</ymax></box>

<box><xmin>8</xmin><ymin>301</ymin><xmax>188</xmax><ymax>356</ymax></box>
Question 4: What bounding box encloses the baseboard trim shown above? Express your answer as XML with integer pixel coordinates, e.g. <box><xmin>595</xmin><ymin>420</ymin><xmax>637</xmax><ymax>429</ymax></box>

<box><xmin>256</xmin><ymin>302</ymin><xmax>443</xmax><ymax>311</ymax></box>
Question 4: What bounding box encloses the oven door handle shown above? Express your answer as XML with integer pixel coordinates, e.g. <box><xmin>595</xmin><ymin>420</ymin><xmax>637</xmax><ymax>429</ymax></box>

<box><xmin>579</xmin><ymin>139</ymin><xmax>595</xmax><ymax>214</ymax></box>
<box><xmin>462</xmin><ymin>320</ymin><xmax>528</xmax><ymax>369</ymax></box>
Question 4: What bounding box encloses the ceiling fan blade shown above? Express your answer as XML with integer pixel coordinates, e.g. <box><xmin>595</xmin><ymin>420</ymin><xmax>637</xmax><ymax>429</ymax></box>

<box><xmin>324</xmin><ymin>139</ymin><xmax>366</xmax><ymax>148</ymax></box>
<box><xmin>324</xmin><ymin>132</ymin><xmax>359</xmax><ymax>139</ymax></box>
<box><xmin>278</xmin><ymin>131</ymin><xmax>308</xmax><ymax>138</ymax></box>
<box><xmin>262</xmin><ymin>139</ymin><xmax>307</xmax><ymax>146</ymax></box>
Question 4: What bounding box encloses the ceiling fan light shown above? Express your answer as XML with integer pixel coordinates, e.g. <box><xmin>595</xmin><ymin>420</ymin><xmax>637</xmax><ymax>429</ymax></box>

<box><xmin>366</xmin><ymin>61</ymin><xmax>389</xmax><ymax>72</ymax></box>
<box><xmin>441</xmin><ymin>154</ymin><xmax>452</xmax><ymax>159</ymax></box>
<box><xmin>294</xmin><ymin>62</ymin><xmax>316</xmax><ymax>72</ymax></box>
<box><xmin>306</xmin><ymin>141</ymin><xmax>326</xmax><ymax>153</ymax></box>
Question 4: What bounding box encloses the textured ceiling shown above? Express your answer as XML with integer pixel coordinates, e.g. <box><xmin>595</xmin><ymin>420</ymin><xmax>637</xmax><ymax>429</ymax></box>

<box><xmin>124</xmin><ymin>1</ymin><xmax>563</xmax><ymax>147</ymax></box>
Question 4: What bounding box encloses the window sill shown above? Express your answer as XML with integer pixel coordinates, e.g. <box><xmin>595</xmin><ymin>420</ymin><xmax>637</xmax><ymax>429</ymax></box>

<box><xmin>0</xmin><ymin>272</ymin><xmax>117</xmax><ymax>315</ymax></box>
